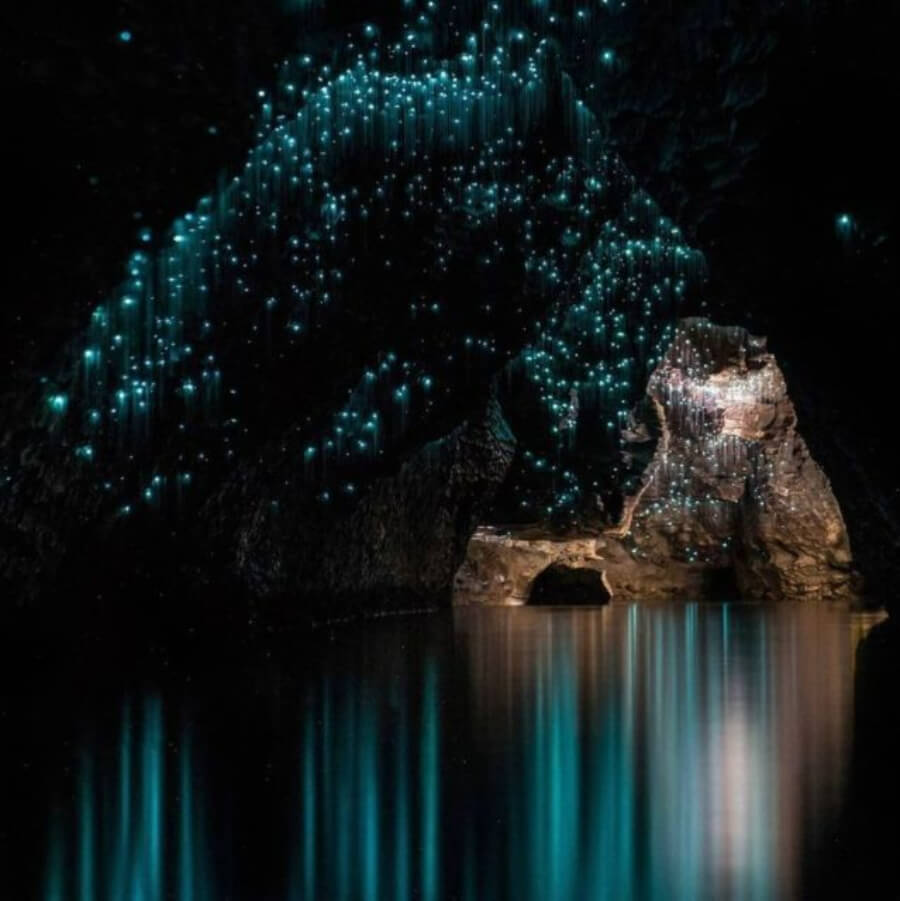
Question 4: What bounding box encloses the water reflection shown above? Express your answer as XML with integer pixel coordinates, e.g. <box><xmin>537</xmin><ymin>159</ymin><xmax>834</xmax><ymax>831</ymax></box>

<box><xmin>289</xmin><ymin>665</ymin><xmax>441</xmax><ymax>901</ymax></box>
<box><xmin>38</xmin><ymin>604</ymin><xmax>879</xmax><ymax>900</ymax></box>
<box><xmin>43</xmin><ymin>698</ymin><xmax>212</xmax><ymax>901</ymax></box>
<box><xmin>455</xmin><ymin>605</ymin><xmax>861</xmax><ymax>900</ymax></box>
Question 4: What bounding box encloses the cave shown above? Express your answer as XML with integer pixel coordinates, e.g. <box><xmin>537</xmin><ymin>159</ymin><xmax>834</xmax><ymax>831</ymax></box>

<box><xmin>700</xmin><ymin>565</ymin><xmax>741</xmax><ymax>603</ymax></box>
<box><xmin>2</xmin><ymin>2</ymin><xmax>897</xmax><ymax>899</ymax></box>
<box><xmin>528</xmin><ymin>564</ymin><xmax>612</xmax><ymax>607</ymax></box>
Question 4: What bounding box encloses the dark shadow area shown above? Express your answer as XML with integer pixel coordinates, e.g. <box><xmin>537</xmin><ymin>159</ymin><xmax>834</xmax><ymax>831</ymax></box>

<box><xmin>807</xmin><ymin>615</ymin><xmax>900</xmax><ymax>899</ymax></box>
<box><xmin>701</xmin><ymin>565</ymin><xmax>741</xmax><ymax>602</ymax></box>
<box><xmin>527</xmin><ymin>564</ymin><xmax>611</xmax><ymax>606</ymax></box>
<box><xmin>841</xmin><ymin>616</ymin><xmax>900</xmax><ymax>897</ymax></box>
<box><xmin>0</xmin><ymin>607</ymin><xmax>456</xmax><ymax>898</ymax></box>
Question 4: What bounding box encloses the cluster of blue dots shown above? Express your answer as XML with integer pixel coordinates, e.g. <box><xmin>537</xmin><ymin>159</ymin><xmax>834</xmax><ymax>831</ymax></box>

<box><xmin>38</xmin><ymin>1</ymin><xmax>705</xmax><ymax>520</ymax></box>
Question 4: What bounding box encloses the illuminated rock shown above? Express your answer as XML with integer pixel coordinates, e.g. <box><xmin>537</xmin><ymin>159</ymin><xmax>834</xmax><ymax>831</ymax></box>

<box><xmin>634</xmin><ymin>317</ymin><xmax>857</xmax><ymax>600</ymax></box>
<box><xmin>456</xmin><ymin>318</ymin><xmax>859</xmax><ymax>604</ymax></box>
<box><xmin>454</xmin><ymin>531</ymin><xmax>605</xmax><ymax>605</ymax></box>
<box><xmin>454</xmin><ymin>526</ymin><xmax>734</xmax><ymax>605</ymax></box>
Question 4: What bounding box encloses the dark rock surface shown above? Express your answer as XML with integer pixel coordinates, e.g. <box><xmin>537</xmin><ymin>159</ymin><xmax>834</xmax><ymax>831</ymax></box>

<box><xmin>0</xmin><ymin>399</ymin><xmax>514</xmax><ymax>642</ymax></box>
<box><xmin>2</xmin><ymin>389</ymin><xmax>515</xmax><ymax>632</ymax></box>
<box><xmin>0</xmin><ymin>426</ymin><xmax>106</xmax><ymax>610</ymax></box>
<box><xmin>204</xmin><ymin>391</ymin><xmax>516</xmax><ymax>619</ymax></box>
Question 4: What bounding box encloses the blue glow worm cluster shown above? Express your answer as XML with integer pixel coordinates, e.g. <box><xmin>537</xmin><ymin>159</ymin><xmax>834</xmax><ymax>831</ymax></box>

<box><xmin>36</xmin><ymin>1</ymin><xmax>704</xmax><ymax>520</ymax></box>
<box><xmin>509</xmin><ymin>184</ymin><xmax>700</xmax><ymax>515</ymax></box>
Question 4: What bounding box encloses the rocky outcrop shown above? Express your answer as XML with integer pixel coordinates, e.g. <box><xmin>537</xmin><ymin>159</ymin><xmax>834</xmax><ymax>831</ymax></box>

<box><xmin>454</xmin><ymin>527</ymin><xmax>739</xmax><ymax>605</ymax></box>
<box><xmin>205</xmin><ymin>391</ymin><xmax>516</xmax><ymax>619</ymax></box>
<box><xmin>0</xmin><ymin>426</ymin><xmax>107</xmax><ymax>610</ymax></box>
<box><xmin>456</xmin><ymin>319</ymin><xmax>859</xmax><ymax>605</ymax></box>
<box><xmin>0</xmin><ymin>388</ymin><xmax>515</xmax><ymax>627</ymax></box>
<box><xmin>455</xmin><ymin>532</ymin><xmax>604</xmax><ymax>605</ymax></box>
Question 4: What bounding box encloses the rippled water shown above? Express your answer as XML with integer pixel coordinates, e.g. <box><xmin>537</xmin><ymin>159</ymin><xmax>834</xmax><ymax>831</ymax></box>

<box><xmin>4</xmin><ymin>604</ymin><xmax>885</xmax><ymax>900</ymax></box>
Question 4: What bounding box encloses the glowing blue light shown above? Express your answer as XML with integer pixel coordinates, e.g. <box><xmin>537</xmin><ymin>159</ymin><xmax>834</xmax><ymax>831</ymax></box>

<box><xmin>34</xmin><ymin>2</ymin><xmax>705</xmax><ymax>518</ymax></box>
<box><xmin>118</xmin><ymin>30</ymin><xmax>132</xmax><ymax>43</ymax></box>
<box><xmin>48</xmin><ymin>394</ymin><xmax>68</xmax><ymax>414</ymax></box>
<box><xmin>835</xmin><ymin>213</ymin><xmax>854</xmax><ymax>238</ymax></box>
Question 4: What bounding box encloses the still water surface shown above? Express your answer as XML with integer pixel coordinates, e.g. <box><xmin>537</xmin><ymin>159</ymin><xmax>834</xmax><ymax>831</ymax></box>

<box><xmin>15</xmin><ymin>604</ymin><xmax>883</xmax><ymax>899</ymax></box>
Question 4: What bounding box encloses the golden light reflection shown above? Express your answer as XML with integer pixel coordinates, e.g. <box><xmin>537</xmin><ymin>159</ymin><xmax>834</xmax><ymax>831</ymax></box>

<box><xmin>453</xmin><ymin>604</ymin><xmax>878</xmax><ymax>900</ymax></box>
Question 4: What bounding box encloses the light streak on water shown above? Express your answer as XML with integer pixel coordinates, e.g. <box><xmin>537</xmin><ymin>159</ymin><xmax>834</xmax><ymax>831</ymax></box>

<box><xmin>456</xmin><ymin>604</ymin><xmax>864</xmax><ymax>901</ymax></box>
<box><xmin>42</xmin><ymin>605</ymin><xmax>874</xmax><ymax>899</ymax></box>
<box><xmin>290</xmin><ymin>655</ymin><xmax>442</xmax><ymax>901</ymax></box>
<box><xmin>420</xmin><ymin>659</ymin><xmax>440</xmax><ymax>901</ymax></box>
<box><xmin>42</xmin><ymin>696</ymin><xmax>213</xmax><ymax>901</ymax></box>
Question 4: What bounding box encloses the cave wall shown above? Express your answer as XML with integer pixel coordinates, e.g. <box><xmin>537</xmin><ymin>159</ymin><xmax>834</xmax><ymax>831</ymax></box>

<box><xmin>1</xmin><ymin>2</ymin><xmax>895</xmax><ymax>620</ymax></box>
<box><xmin>202</xmin><ymin>392</ymin><xmax>516</xmax><ymax>619</ymax></box>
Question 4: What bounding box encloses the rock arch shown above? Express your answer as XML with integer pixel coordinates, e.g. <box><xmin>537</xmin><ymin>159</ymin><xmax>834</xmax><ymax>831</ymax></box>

<box><xmin>528</xmin><ymin>564</ymin><xmax>612</xmax><ymax>606</ymax></box>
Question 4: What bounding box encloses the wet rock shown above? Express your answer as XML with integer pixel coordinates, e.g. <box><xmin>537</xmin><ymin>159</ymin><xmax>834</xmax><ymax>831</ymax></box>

<box><xmin>454</xmin><ymin>531</ymin><xmax>604</xmax><ymax>606</ymax></box>
<box><xmin>454</xmin><ymin>526</ymin><xmax>743</xmax><ymax>605</ymax></box>
<box><xmin>634</xmin><ymin>317</ymin><xmax>859</xmax><ymax>601</ymax></box>
<box><xmin>456</xmin><ymin>318</ymin><xmax>859</xmax><ymax>604</ymax></box>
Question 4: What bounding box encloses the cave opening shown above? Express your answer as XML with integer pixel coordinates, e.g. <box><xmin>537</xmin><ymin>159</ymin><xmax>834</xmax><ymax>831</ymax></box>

<box><xmin>527</xmin><ymin>563</ymin><xmax>612</xmax><ymax>607</ymax></box>
<box><xmin>700</xmin><ymin>565</ymin><xmax>742</xmax><ymax>603</ymax></box>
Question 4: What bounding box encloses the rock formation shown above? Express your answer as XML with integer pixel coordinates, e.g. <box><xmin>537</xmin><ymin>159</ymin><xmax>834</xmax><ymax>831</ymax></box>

<box><xmin>455</xmin><ymin>318</ymin><xmax>859</xmax><ymax>605</ymax></box>
<box><xmin>524</xmin><ymin>561</ymin><xmax>612</xmax><ymax>606</ymax></box>
<box><xmin>205</xmin><ymin>391</ymin><xmax>516</xmax><ymax>618</ymax></box>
